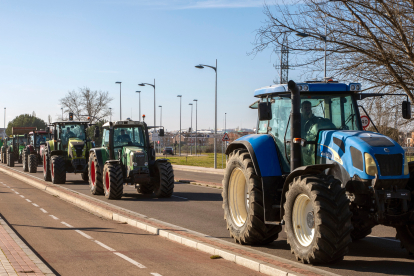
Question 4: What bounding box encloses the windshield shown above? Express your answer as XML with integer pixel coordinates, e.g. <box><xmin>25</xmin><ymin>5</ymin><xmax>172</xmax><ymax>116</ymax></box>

<box><xmin>31</xmin><ymin>134</ymin><xmax>48</xmax><ymax>145</ymax></box>
<box><xmin>259</xmin><ymin>93</ymin><xmax>360</xmax><ymax>170</ymax></box>
<box><xmin>114</xmin><ymin>126</ymin><xmax>145</xmax><ymax>148</ymax></box>
<box><xmin>17</xmin><ymin>137</ymin><xmax>26</xmax><ymax>145</ymax></box>
<box><xmin>60</xmin><ymin>124</ymin><xmax>86</xmax><ymax>145</ymax></box>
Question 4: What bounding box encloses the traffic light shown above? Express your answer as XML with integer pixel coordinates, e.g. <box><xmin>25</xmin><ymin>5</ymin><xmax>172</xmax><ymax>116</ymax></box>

<box><xmin>69</xmin><ymin>112</ymin><xmax>74</xmax><ymax>121</ymax></box>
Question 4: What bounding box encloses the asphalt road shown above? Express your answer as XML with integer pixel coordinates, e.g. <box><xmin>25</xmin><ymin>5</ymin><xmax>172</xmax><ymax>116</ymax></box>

<box><xmin>0</xmin><ymin>172</ymin><xmax>261</xmax><ymax>276</ymax></box>
<box><xmin>3</xmin><ymin>162</ymin><xmax>414</xmax><ymax>276</ymax></box>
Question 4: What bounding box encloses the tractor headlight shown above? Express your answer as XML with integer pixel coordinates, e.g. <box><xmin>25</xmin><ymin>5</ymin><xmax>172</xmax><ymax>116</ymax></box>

<box><xmin>404</xmin><ymin>156</ymin><xmax>409</xmax><ymax>175</ymax></box>
<box><xmin>364</xmin><ymin>153</ymin><xmax>378</xmax><ymax>176</ymax></box>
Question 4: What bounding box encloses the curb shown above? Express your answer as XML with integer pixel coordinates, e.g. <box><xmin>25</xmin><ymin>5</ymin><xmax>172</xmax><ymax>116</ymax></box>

<box><xmin>0</xmin><ymin>165</ymin><xmax>338</xmax><ymax>276</ymax></box>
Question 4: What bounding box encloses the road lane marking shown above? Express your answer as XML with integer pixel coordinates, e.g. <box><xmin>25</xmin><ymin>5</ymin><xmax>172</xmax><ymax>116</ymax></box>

<box><xmin>171</xmin><ymin>195</ymin><xmax>188</xmax><ymax>200</ymax></box>
<box><xmin>15</xmin><ymin>192</ymin><xmax>19</xmax><ymax>194</ymax></box>
<box><xmin>61</xmin><ymin>221</ymin><xmax>73</xmax><ymax>228</ymax></box>
<box><xmin>40</xmin><ymin>208</ymin><xmax>48</xmax><ymax>213</ymax></box>
<box><xmin>19</xmin><ymin>195</ymin><xmax>25</xmax><ymax>198</ymax></box>
<box><xmin>114</xmin><ymin>252</ymin><xmax>146</xmax><ymax>268</ymax></box>
<box><xmin>95</xmin><ymin>240</ymin><xmax>116</xmax><ymax>251</ymax></box>
<box><xmin>11</xmin><ymin>189</ymin><xmax>14</xmax><ymax>191</ymax></box>
<box><xmin>368</xmin><ymin>235</ymin><xmax>399</xmax><ymax>242</ymax></box>
<box><xmin>32</xmin><ymin>203</ymin><xmax>39</xmax><ymax>207</ymax></box>
<box><xmin>151</xmin><ymin>273</ymin><xmax>163</xmax><ymax>276</ymax></box>
<box><xmin>75</xmin><ymin>230</ymin><xmax>93</xmax><ymax>239</ymax></box>
<box><xmin>25</xmin><ymin>199</ymin><xmax>32</xmax><ymax>203</ymax></box>
<box><xmin>50</xmin><ymin>215</ymin><xmax>59</xmax><ymax>220</ymax></box>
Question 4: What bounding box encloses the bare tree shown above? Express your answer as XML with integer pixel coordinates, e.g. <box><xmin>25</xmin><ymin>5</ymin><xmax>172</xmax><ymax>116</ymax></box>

<box><xmin>60</xmin><ymin>87</ymin><xmax>113</xmax><ymax>123</ymax></box>
<box><xmin>252</xmin><ymin>0</ymin><xmax>414</xmax><ymax>100</ymax></box>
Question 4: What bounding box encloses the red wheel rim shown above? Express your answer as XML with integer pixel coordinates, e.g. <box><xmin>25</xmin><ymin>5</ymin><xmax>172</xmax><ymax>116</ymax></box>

<box><xmin>105</xmin><ymin>171</ymin><xmax>110</xmax><ymax>191</ymax></box>
<box><xmin>91</xmin><ymin>162</ymin><xmax>96</xmax><ymax>186</ymax></box>
<box><xmin>51</xmin><ymin>161</ymin><xmax>54</xmax><ymax>177</ymax></box>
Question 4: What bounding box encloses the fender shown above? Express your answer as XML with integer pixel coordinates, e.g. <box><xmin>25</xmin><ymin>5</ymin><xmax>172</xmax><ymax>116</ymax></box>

<box><xmin>90</xmin><ymin>148</ymin><xmax>108</xmax><ymax>175</ymax></box>
<box><xmin>50</xmin><ymin>150</ymin><xmax>66</xmax><ymax>157</ymax></box>
<box><xmin>280</xmin><ymin>164</ymin><xmax>335</xmax><ymax>221</ymax></box>
<box><xmin>226</xmin><ymin>134</ymin><xmax>284</xmax><ymax>223</ymax></box>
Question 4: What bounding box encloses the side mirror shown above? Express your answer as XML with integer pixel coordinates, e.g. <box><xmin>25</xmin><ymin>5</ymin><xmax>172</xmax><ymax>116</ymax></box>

<box><xmin>258</xmin><ymin>102</ymin><xmax>272</xmax><ymax>121</ymax></box>
<box><xmin>94</xmin><ymin>127</ymin><xmax>100</xmax><ymax>138</ymax></box>
<box><xmin>402</xmin><ymin>101</ymin><xmax>411</xmax><ymax>119</ymax></box>
<box><xmin>159</xmin><ymin>129</ymin><xmax>164</xmax><ymax>137</ymax></box>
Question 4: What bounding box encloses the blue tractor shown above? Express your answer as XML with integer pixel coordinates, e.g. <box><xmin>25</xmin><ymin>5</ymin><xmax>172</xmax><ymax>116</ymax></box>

<box><xmin>223</xmin><ymin>80</ymin><xmax>414</xmax><ymax>264</ymax></box>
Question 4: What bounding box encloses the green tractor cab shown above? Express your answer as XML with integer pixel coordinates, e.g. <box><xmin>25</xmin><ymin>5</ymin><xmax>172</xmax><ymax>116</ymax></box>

<box><xmin>88</xmin><ymin>119</ymin><xmax>174</xmax><ymax>200</ymax></box>
<box><xmin>43</xmin><ymin>117</ymin><xmax>93</xmax><ymax>184</ymax></box>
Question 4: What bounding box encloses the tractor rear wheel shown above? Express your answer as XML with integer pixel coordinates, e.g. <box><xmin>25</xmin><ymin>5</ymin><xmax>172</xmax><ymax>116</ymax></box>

<box><xmin>22</xmin><ymin>151</ymin><xmax>29</xmax><ymax>172</ymax></box>
<box><xmin>223</xmin><ymin>149</ymin><xmax>282</xmax><ymax>245</ymax></box>
<box><xmin>151</xmin><ymin>161</ymin><xmax>174</xmax><ymax>198</ymax></box>
<box><xmin>50</xmin><ymin>156</ymin><xmax>66</xmax><ymax>184</ymax></box>
<box><xmin>103</xmin><ymin>163</ymin><xmax>123</xmax><ymax>199</ymax></box>
<box><xmin>350</xmin><ymin>227</ymin><xmax>372</xmax><ymax>241</ymax></box>
<box><xmin>88</xmin><ymin>153</ymin><xmax>104</xmax><ymax>195</ymax></box>
<box><xmin>137</xmin><ymin>182</ymin><xmax>154</xmax><ymax>194</ymax></box>
<box><xmin>28</xmin><ymin>154</ymin><xmax>38</xmax><ymax>173</ymax></box>
<box><xmin>81</xmin><ymin>170</ymin><xmax>88</xmax><ymax>182</ymax></box>
<box><xmin>284</xmin><ymin>174</ymin><xmax>352</xmax><ymax>264</ymax></box>
<box><xmin>43</xmin><ymin>152</ymin><xmax>51</xmax><ymax>181</ymax></box>
<box><xmin>396</xmin><ymin>225</ymin><xmax>414</xmax><ymax>255</ymax></box>
<box><xmin>18</xmin><ymin>153</ymin><xmax>22</xmax><ymax>164</ymax></box>
<box><xmin>7</xmin><ymin>152</ymin><xmax>14</xmax><ymax>167</ymax></box>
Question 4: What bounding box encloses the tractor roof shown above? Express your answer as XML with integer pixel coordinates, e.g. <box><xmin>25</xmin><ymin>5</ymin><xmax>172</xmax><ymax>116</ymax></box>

<box><xmin>254</xmin><ymin>82</ymin><xmax>362</xmax><ymax>98</ymax></box>
<box><xmin>102</xmin><ymin>120</ymin><xmax>145</xmax><ymax>128</ymax></box>
<box><xmin>51</xmin><ymin>121</ymin><xmax>90</xmax><ymax>125</ymax></box>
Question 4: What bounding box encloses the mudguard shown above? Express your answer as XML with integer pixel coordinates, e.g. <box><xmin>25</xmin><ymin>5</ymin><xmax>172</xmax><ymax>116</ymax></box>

<box><xmin>90</xmin><ymin>148</ymin><xmax>108</xmax><ymax>175</ymax></box>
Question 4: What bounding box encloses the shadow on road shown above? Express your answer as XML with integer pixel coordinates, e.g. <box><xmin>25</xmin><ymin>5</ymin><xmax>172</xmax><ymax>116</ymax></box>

<box><xmin>121</xmin><ymin>191</ymin><xmax>222</xmax><ymax>202</ymax></box>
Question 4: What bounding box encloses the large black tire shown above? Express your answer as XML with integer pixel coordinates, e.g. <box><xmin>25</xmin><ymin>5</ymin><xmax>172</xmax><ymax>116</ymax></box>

<box><xmin>50</xmin><ymin>156</ymin><xmax>66</xmax><ymax>184</ymax></box>
<box><xmin>1</xmin><ymin>150</ymin><xmax>4</xmax><ymax>164</ymax></box>
<box><xmin>151</xmin><ymin>161</ymin><xmax>174</xmax><ymax>198</ymax></box>
<box><xmin>28</xmin><ymin>154</ymin><xmax>38</xmax><ymax>173</ymax></box>
<box><xmin>43</xmin><ymin>152</ymin><xmax>51</xmax><ymax>181</ymax></box>
<box><xmin>18</xmin><ymin>153</ymin><xmax>22</xmax><ymax>164</ymax></box>
<box><xmin>88</xmin><ymin>153</ymin><xmax>104</xmax><ymax>195</ymax></box>
<box><xmin>284</xmin><ymin>174</ymin><xmax>352</xmax><ymax>264</ymax></box>
<box><xmin>81</xmin><ymin>170</ymin><xmax>88</xmax><ymax>182</ymax></box>
<box><xmin>22</xmin><ymin>150</ymin><xmax>29</xmax><ymax>172</ymax></box>
<box><xmin>102</xmin><ymin>163</ymin><xmax>123</xmax><ymax>199</ymax></box>
<box><xmin>350</xmin><ymin>226</ymin><xmax>372</xmax><ymax>241</ymax></box>
<box><xmin>396</xmin><ymin>225</ymin><xmax>414</xmax><ymax>255</ymax></box>
<box><xmin>137</xmin><ymin>182</ymin><xmax>154</xmax><ymax>194</ymax></box>
<box><xmin>222</xmin><ymin>149</ymin><xmax>282</xmax><ymax>245</ymax></box>
<box><xmin>7</xmin><ymin>152</ymin><xmax>14</xmax><ymax>167</ymax></box>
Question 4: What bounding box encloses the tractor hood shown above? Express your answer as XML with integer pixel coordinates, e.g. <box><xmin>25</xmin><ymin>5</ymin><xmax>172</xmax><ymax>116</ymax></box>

<box><xmin>123</xmin><ymin>146</ymin><xmax>148</xmax><ymax>167</ymax></box>
<box><xmin>317</xmin><ymin>130</ymin><xmax>409</xmax><ymax>181</ymax></box>
<box><xmin>68</xmin><ymin>138</ymin><xmax>85</xmax><ymax>159</ymax></box>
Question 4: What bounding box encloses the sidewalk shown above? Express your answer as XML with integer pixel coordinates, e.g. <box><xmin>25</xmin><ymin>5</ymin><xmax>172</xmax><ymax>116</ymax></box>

<box><xmin>0</xmin><ymin>215</ymin><xmax>54</xmax><ymax>276</ymax></box>
<box><xmin>172</xmin><ymin>164</ymin><xmax>225</xmax><ymax>175</ymax></box>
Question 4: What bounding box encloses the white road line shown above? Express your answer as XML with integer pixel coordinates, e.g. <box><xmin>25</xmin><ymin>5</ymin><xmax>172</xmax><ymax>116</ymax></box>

<box><xmin>50</xmin><ymin>215</ymin><xmax>59</xmax><ymax>220</ymax></box>
<box><xmin>15</xmin><ymin>192</ymin><xmax>19</xmax><ymax>194</ymax></box>
<box><xmin>25</xmin><ymin>199</ymin><xmax>32</xmax><ymax>203</ymax></box>
<box><xmin>151</xmin><ymin>273</ymin><xmax>163</xmax><ymax>276</ymax></box>
<box><xmin>32</xmin><ymin>203</ymin><xmax>39</xmax><ymax>207</ymax></box>
<box><xmin>40</xmin><ymin>208</ymin><xmax>48</xmax><ymax>213</ymax></box>
<box><xmin>368</xmin><ymin>235</ymin><xmax>399</xmax><ymax>242</ymax></box>
<box><xmin>61</xmin><ymin>221</ymin><xmax>73</xmax><ymax>228</ymax></box>
<box><xmin>171</xmin><ymin>195</ymin><xmax>188</xmax><ymax>200</ymax></box>
<box><xmin>95</xmin><ymin>240</ymin><xmax>116</xmax><ymax>252</ymax></box>
<box><xmin>19</xmin><ymin>195</ymin><xmax>25</xmax><ymax>198</ymax></box>
<box><xmin>11</xmin><ymin>189</ymin><xmax>14</xmax><ymax>191</ymax></box>
<box><xmin>114</xmin><ymin>252</ymin><xmax>146</xmax><ymax>268</ymax></box>
<box><xmin>75</xmin><ymin>230</ymin><xmax>93</xmax><ymax>239</ymax></box>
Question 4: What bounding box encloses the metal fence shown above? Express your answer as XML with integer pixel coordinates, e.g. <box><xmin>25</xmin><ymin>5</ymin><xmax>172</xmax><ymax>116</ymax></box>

<box><xmin>403</xmin><ymin>147</ymin><xmax>414</xmax><ymax>157</ymax></box>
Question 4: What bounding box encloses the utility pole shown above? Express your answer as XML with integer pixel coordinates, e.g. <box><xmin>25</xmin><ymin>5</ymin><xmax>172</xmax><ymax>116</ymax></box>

<box><xmin>274</xmin><ymin>34</ymin><xmax>289</xmax><ymax>84</ymax></box>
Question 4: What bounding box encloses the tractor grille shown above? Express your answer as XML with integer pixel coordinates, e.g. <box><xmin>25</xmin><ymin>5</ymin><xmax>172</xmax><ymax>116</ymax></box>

<box><xmin>133</xmin><ymin>152</ymin><xmax>146</xmax><ymax>166</ymax></box>
<box><xmin>74</xmin><ymin>145</ymin><xmax>84</xmax><ymax>157</ymax></box>
<box><xmin>375</xmin><ymin>154</ymin><xmax>402</xmax><ymax>176</ymax></box>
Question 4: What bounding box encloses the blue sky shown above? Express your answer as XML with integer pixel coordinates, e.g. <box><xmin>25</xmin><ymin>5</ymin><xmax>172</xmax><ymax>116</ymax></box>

<box><xmin>0</xmin><ymin>0</ymin><xmax>302</xmax><ymax>131</ymax></box>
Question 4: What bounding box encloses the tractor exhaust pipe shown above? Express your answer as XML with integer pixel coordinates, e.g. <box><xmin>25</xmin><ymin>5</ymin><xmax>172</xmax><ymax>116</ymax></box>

<box><xmin>289</xmin><ymin>80</ymin><xmax>301</xmax><ymax>171</ymax></box>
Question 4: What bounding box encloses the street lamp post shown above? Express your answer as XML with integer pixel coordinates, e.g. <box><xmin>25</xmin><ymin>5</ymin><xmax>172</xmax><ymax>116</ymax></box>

<box><xmin>189</xmin><ymin>103</ymin><xmax>193</xmax><ymax>155</ymax></box>
<box><xmin>115</xmin><ymin>82</ymin><xmax>122</xmax><ymax>120</ymax></box>
<box><xmin>139</xmin><ymin>80</ymin><xmax>156</xmax><ymax>152</ymax></box>
<box><xmin>177</xmin><ymin>95</ymin><xmax>182</xmax><ymax>156</ymax></box>
<box><xmin>136</xmin><ymin>91</ymin><xmax>141</xmax><ymax>121</ymax></box>
<box><xmin>195</xmin><ymin>59</ymin><xmax>218</xmax><ymax>169</ymax></box>
<box><xmin>159</xmin><ymin>105</ymin><xmax>162</xmax><ymax>153</ymax></box>
<box><xmin>3</xmin><ymin>108</ymin><xmax>5</xmax><ymax>139</ymax></box>
<box><xmin>295</xmin><ymin>27</ymin><xmax>327</xmax><ymax>78</ymax></box>
<box><xmin>109</xmin><ymin>108</ymin><xmax>112</xmax><ymax>121</ymax></box>
<box><xmin>193</xmin><ymin>99</ymin><xmax>198</xmax><ymax>156</ymax></box>
<box><xmin>61</xmin><ymin>108</ymin><xmax>63</xmax><ymax>120</ymax></box>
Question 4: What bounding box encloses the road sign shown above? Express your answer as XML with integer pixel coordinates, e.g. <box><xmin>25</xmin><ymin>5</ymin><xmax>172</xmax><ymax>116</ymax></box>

<box><xmin>222</xmin><ymin>133</ymin><xmax>230</xmax><ymax>142</ymax></box>
<box><xmin>152</xmin><ymin>133</ymin><xmax>159</xmax><ymax>142</ymax></box>
<box><xmin>361</xmin><ymin>115</ymin><xmax>370</xmax><ymax>130</ymax></box>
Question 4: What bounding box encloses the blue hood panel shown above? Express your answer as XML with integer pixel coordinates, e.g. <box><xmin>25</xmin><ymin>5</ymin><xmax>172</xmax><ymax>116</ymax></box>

<box><xmin>317</xmin><ymin>130</ymin><xmax>408</xmax><ymax>180</ymax></box>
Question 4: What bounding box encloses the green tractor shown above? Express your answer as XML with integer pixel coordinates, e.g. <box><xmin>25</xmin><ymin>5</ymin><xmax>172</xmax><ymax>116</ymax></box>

<box><xmin>12</xmin><ymin>127</ymin><xmax>37</xmax><ymax>164</ymax></box>
<box><xmin>88</xmin><ymin>119</ymin><xmax>174</xmax><ymax>199</ymax></box>
<box><xmin>1</xmin><ymin>137</ymin><xmax>13</xmax><ymax>166</ymax></box>
<box><xmin>43</xmin><ymin>115</ymin><xmax>93</xmax><ymax>184</ymax></box>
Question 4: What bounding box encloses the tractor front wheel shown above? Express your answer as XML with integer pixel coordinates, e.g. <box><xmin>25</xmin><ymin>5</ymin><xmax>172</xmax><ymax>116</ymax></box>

<box><xmin>81</xmin><ymin>170</ymin><xmax>88</xmax><ymax>182</ymax></box>
<box><xmin>88</xmin><ymin>153</ymin><xmax>104</xmax><ymax>195</ymax></box>
<box><xmin>43</xmin><ymin>152</ymin><xmax>51</xmax><ymax>181</ymax></box>
<box><xmin>223</xmin><ymin>149</ymin><xmax>282</xmax><ymax>245</ymax></box>
<box><xmin>284</xmin><ymin>174</ymin><xmax>352</xmax><ymax>264</ymax></box>
<box><xmin>103</xmin><ymin>163</ymin><xmax>123</xmax><ymax>199</ymax></box>
<box><xmin>396</xmin><ymin>225</ymin><xmax>414</xmax><ymax>255</ymax></box>
<box><xmin>22</xmin><ymin>150</ymin><xmax>29</xmax><ymax>172</ymax></box>
<box><xmin>151</xmin><ymin>161</ymin><xmax>174</xmax><ymax>198</ymax></box>
<box><xmin>28</xmin><ymin>154</ymin><xmax>38</xmax><ymax>173</ymax></box>
<box><xmin>7</xmin><ymin>152</ymin><xmax>14</xmax><ymax>167</ymax></box>
<box><xmin>50</xmin><ymin>156</ymin><xmax>66</xmax><ymax>184</ymax></box>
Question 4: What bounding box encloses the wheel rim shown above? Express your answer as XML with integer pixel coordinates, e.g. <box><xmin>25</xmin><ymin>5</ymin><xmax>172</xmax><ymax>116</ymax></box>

<box><xmin>228</xmin><ymin>168</ymin><xmax>249</xmax><ymax>227</ymax></box>
<box><xmin>105</xmin><ymin>171</ymin><xmax>110</xmax><ymax>191</ymax></box>
<box><xmin>293</xmin><ymin>193</ymin><xmax>315</xmax><ymax>247</ymax></box>
<box><xmin>51</xmin><ymin>161</ymin><xmax>54</xmax><ymax>178</ymax></box>
<box><xmin>91</xmin><ymin>162</ymin><xmax>96</xmax><ymax>186</ymax></box>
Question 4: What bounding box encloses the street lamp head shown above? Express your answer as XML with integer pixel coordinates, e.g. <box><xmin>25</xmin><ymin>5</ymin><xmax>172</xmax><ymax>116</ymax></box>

<box><xmin>193</xmin><ymin>99</ymin><xmax>197</xmax><ymax>102</ymax></box>
<box><xmin>189</xmin><ymin>103</ymin><xmax>192</xmax><ymax>105</ymax></box>
<box><xmin>136</xmin><ymin>91</ymin><xmax>141</xmax><ymax>93</ymax></box>
<box><xmin>177</xmin><ymin>95</ymin><xmax>182</xmax><ymax>97</ymax></box>
<box><xmin>138</xmin><ymin>83</ymin><xmax>145</xmax><ymax>86</ymax></box>
<box><xmin>295</xmin><ymin>32</ymin><xmax>310</xmax><ymax>38</ymax></box>
<box><xmin>195</xmin><ymin>65</ymin><xmax>204</xmax><ymax>69</ymax></box>
<box><xmin>159</xmin><ymin>105</ymin><xmax>162</xmax><ymax>107</ymax></box>
<box><xmin>115</xmin><ymin>82</ymin><xmax>122</xmax><ymax>84</ymax></box>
